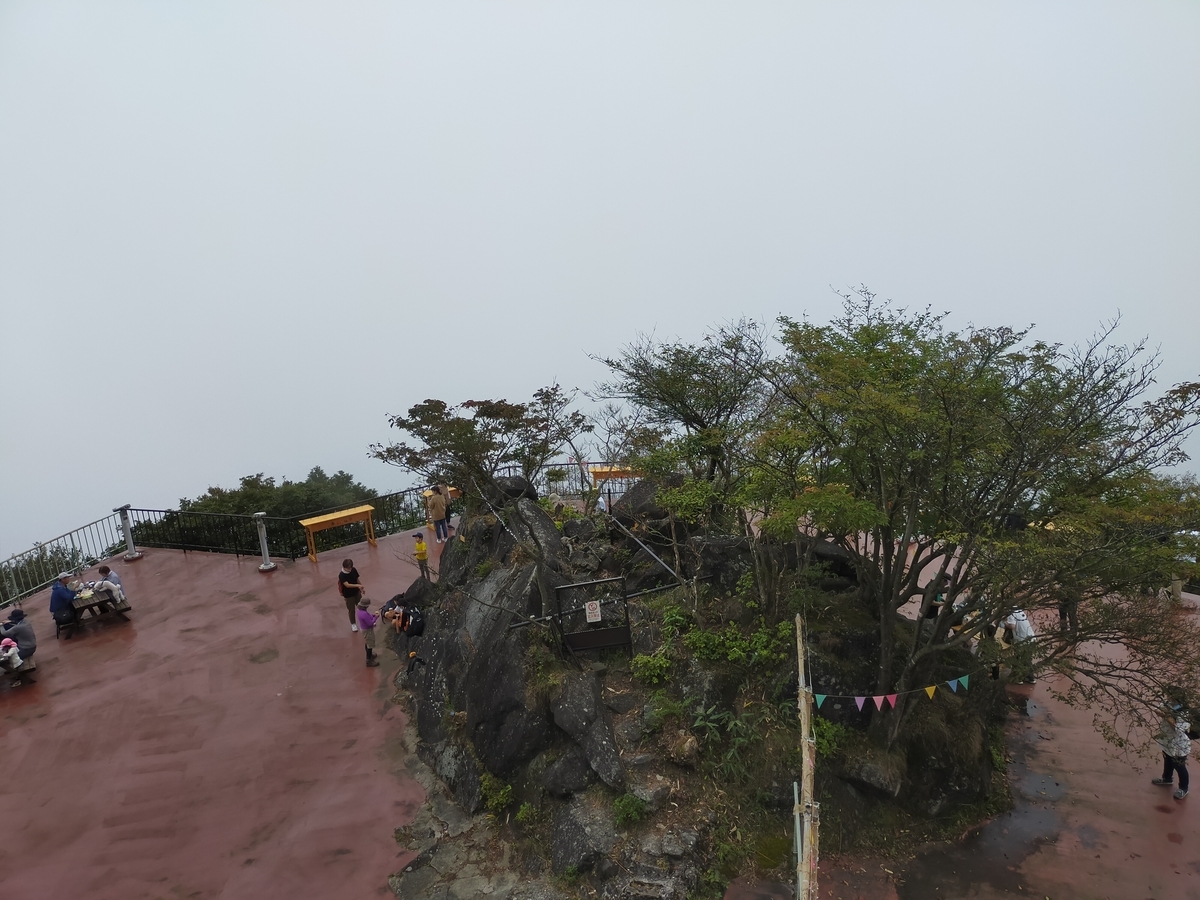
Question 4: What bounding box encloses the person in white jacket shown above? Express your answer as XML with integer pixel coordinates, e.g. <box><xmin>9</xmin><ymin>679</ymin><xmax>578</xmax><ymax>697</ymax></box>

<box><xmin>1152</xmin><ymin>695</ymin><xmax>1192</xmax><ymax>800</ymax></box>
<box><xmin>1003</xmin><ymin>609</ymin><xmax>1037</xmax><ymax>683</ymax></box>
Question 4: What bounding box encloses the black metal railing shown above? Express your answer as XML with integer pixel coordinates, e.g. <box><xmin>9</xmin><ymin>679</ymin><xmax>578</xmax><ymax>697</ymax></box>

<box><xmin>127</xmin><ymin>508</ymin><xmax>307</xmax><ymax>560</ymax></box>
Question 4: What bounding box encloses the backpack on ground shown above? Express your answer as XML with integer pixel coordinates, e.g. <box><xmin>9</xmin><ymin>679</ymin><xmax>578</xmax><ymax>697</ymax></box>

<box><xmin>403</xmin><ymin>606</ymin><xmax>425</xmax><ymax>637</ymax></box>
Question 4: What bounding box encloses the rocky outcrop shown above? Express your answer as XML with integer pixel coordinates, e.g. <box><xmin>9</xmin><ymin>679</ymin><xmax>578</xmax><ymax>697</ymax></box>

<box><xmin>551</xmin><ymin>672</ymin><xmax>626</xmax><ymax>790</ymax></box>
<box><xmin>550</xmin><ymin>795</ymin><xmax>618</xmax><ymax>874</ymax></box>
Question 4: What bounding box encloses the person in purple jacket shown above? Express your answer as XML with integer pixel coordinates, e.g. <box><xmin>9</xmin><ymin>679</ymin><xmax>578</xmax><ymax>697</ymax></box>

<box><xmin>355</xmin><ymin>597</ymin><xmax>380</xmax><ymax>667</ymax></box>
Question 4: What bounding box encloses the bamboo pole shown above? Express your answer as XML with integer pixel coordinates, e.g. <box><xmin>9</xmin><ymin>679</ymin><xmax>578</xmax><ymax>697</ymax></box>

<box><xmin>795</xmin><ymin>614</ymin><xmax>819</xmax><ymax>900</ymax></box>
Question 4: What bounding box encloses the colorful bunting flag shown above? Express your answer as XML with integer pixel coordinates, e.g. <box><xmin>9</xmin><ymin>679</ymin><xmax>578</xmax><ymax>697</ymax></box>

<box><xmin>809</xmin><ymin>671</ymin><xmax>978</xmax><ymax>707</ymax></box>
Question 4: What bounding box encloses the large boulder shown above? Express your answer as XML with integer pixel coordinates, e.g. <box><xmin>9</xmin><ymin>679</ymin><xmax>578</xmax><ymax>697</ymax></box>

<box><xmin>542</xmin><ymin>746</ymin><xmax>597</xmax><ymax>797</ymax></box>
<box><xmin>611</xmin><ymin>476</ymin><xmax>683</xmax><ymax>526</ymax></box>
<box><xmin>490</xmin><ymin>475</ymin><xmax>539</xmax><ymax>506</ymax></box>
<box><xmin>550</xmin><ymin>795</ymin><xmax>617</xmax><ymax>874</ymax></box>
<box><xmin>465</xmin><ymin>637</ymin><xmax>556</xmax><ymax>777</ymax></box>
<box><xmin>506</xmin><ymin>498</ymin><xmax>564</xmax><ymax>565</ymax></box>
<box><xmin>838</xmin><ymin>746</ymin><xmax>905</xmax><ymax>799</ymax></box>
<box><xmin>552</xmin><ymin>672</ymin><xmax>626</xmax><ymax>789</ymax></box>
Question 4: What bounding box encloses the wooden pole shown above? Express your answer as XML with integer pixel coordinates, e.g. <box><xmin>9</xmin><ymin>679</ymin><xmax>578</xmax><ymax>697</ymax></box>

<box><xmin>795</xmin><ymin>614</ymin><xmax>819</xmax><ymax>900</ymax></box>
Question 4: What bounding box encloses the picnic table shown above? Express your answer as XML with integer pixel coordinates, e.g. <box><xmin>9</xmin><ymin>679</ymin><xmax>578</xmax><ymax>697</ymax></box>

<box><xmin>75</xmin><ymin>587</ymin><xmax>131</xmax><ymax>620</ymax></box>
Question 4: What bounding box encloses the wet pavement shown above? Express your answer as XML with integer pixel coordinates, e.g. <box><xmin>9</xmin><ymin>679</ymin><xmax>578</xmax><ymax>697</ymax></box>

<box><xmin>0</xmin><ymin>532</ymin><xmax>440</xmax><ymax>899</ymax></box>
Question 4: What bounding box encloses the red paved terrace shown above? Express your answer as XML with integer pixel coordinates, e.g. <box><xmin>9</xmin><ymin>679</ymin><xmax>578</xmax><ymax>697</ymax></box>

<box><xmin>0</xmin><ymin>533</ymin><xmax>434</xmax><ymax>899</ymax></box>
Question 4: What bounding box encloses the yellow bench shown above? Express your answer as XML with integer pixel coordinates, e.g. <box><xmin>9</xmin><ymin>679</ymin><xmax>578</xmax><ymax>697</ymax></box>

<box><xmin>298</xmin><ymin>504</ymin><xmax>376</xmax><ymax>563</ymax></box>
<box><xmin>588</xmin><ymin>465</ymin><xmax>639</xmax><ymax>487</ymax></box>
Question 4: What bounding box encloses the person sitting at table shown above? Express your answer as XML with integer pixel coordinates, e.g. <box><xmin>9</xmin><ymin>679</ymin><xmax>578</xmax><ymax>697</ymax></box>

<box><xmin>92</xmin><ymin>576</ymin><xmax>127</xmax><ymax>607</ymax></box>
<box><xmin>49</xmin><ymin>572</ymin><xmax>80</xmax><ymax>629</ymax></box>
<box><xmin>1</xmin><ymin>609</ymin><xmax>36</xmax><ymax>664</ymax></box>
<box><xmin>96</xmin><ymin>565</ymin><xmax>126</xmax><ymax>599</ymax></box>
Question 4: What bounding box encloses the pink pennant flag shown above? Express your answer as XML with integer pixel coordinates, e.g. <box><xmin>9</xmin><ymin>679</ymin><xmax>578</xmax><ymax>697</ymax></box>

<box><xmin>855</xmin><ymin>696</ymin><xmax>866</xmax><ymax>711</ymax></box>
<box><xmin>886</xmin><ymin>693</ymin><xmax>898</xmax><ymax>708</ymax></box>
<box><xmin>873</xmin><ymin>695</ymin><xmax>886</xmax><ymax>710</ymax></box>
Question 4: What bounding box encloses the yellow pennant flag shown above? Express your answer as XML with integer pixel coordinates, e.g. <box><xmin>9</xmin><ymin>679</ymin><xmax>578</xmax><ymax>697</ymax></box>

<box><xmin>925</xmin><ymin>685</ymin><xmax>936</xmax><ymax>699</ymax></box>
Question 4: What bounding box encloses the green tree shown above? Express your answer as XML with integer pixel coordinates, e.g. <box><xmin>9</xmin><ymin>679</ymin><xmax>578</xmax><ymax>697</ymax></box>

<box><xmin>759</xmin><ymin>289</ymin><xmax>1200</xmax><ymax>744</ymax></box>
<box><xmin>369</xmin><ymin>384</ymin><xmax>591</xmax><ymax>513</ymax></box>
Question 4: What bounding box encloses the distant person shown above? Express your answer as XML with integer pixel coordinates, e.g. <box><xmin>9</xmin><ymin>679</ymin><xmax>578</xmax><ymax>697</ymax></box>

<box><xmin>1057</xmin><ymin>588</ymin><xmax>1080</xmax><ymax>633</ymax></box>
<box><xmin>49</xmin><ymin>572</ymin><xmax>79</xmax><ymax>630</ymax></box>
<box><xmin>427</xmin><ymin>486</ymin><xmax>449</xmax><ymax>544</ymax></box>
<box><xmin>338</xmin><ymin>559</ymin><xmax>364</xmax><ymax>632</ymax></box>
<box><xmin>1</xmin><ymin>609</ymin><xmax>37</xmax><ymax>664</ymax></box>
<box><xmin>595</xmin><ymin>494</ymin><xmax>607</xmax><ymax>514</ymax></box>
<box><xmin>1152</xmin><ymin>693</ymin><xmax>1192</xmax><ymax>800</ymax></box>
<box><xmin>97</xmin><ymin>565</ymin><xmax>125</xmax><ymax>599</ymax></box>
<box><xmin>413</xmin><ymin>533</ymin><xmax>430</xmax><ymax>580</ymax></box>
<box><xmin>1003</xmin><ymin>608</ymin><xmax>1037</xmax><ymax>683</ymax></box>
<box><xmin>394</xmin><ymin>604</ymin><xmax>426</xmax><ymax>674</ymax></box>
<box><xmin>356</xmin><ymin>598</ymin><xmax>380</xmax><ymax>667</ymax></box>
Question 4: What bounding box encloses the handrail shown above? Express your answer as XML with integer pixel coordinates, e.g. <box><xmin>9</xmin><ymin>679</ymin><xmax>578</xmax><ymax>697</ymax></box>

<box><xmin>1</xmin><ymin>513</ymin><xmax>125</xmax><ymax>608</ymax></box>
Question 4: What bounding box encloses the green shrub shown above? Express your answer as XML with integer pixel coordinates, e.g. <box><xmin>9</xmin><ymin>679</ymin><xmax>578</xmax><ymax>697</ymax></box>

<box><xmin>516</xmin><ymin>801</ymin><xmax>540</xmax><ymax>824</ymax></box>
<box><xmin>479</xmin><ymin>771</ymin><xmax>513</xmax><ymax>814</ymax></box>
<box><xmin>644</xmin><ymin>690</ymin><xmax>688</xmax><ymax>731</ymax></box>
<box><xmin>812</xmin><ymin>716</ymin><xmax>851</xmax><ymax>760</ymax></box>
<box><xmin>474</xmin><ymin>559</ymin><xmax>495</xmax><ymax>580</ymax></box>
<box><xmin>661</xmin><ymin>604</ymin><xmax>690</xmax><ymax>634</ymax></box>
<box><xmin>631</xmin><ymin>653</ymin><xmax>671</xmax><ymax>685</ymax></box>
<box><xmin>612</xmin><ymin>793</ymin><xmax>648</xmax><ymax>826</ymax></box>
<box><xmin>683</xmin><ymin>620</ymin><xmax>792</xmax><ymax>667</ymax></box>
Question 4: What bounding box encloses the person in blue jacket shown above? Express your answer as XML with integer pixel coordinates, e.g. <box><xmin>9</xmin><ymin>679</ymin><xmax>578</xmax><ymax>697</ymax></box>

<box><xmin>49</xmin><ymin>572</ymin><xmax>79</xmax><ymax>628</ymax></box>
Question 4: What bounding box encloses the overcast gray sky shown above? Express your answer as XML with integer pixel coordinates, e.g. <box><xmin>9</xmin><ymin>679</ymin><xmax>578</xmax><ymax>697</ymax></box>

<box><xmin>1</xmin><ymin>1</ymin><xmax>1198</xmax><ymax>557</ymax></box>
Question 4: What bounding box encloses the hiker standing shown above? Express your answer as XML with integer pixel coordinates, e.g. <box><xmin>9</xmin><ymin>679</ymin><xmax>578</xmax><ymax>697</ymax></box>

<box><xmin>338</xmin><ymin>559</ymin><xmax>364</xmax><ymax>632</ymax></box>
<box><xmin>427</xmin><ymin>486</ymin><xmax>449</xmax><ymax>544</ymax></box>
<box><xmin>356</xmin><ymin>598</ymin><xmax>381</xmax><ymax>667</ymax></box>
<box><xmin>413</xmin><ymin>532</ymin><xmax>431</xmax><ymax>580</ymax></box>
<box><xmin>1152</xmin><ymin>694</ymin><xmax>1191</xmax><ymax>800</ymax></box>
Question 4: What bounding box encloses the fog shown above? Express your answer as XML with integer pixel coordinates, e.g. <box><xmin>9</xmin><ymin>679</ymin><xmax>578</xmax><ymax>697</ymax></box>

<box><xmin>1</xmin><ymin>1</ymin><xmax>1197</xmax><ymax>556</ymax></box>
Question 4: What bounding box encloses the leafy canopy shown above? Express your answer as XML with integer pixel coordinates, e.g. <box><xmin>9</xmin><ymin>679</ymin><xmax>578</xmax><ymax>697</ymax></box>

<box><xmin>179</xmin><ymin>467</ymin><xmax>376</xmax><ymax>519</ymax></box>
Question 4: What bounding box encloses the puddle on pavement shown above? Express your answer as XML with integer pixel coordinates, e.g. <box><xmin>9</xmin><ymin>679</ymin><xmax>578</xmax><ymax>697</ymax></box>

<box><xmin>896</xmin><ymin>803</ymin><xmax>1059</xmax><ymax>898</ymax></box>
<box><xmin>1017</xmin><ymin>772</ymin><xmax>1066</xmax><ymax>801</ymax></box>
<box><xmin>896</xmin><ymin>709</ymin><xmax>1064</xmax><ymax>899</ymax></box>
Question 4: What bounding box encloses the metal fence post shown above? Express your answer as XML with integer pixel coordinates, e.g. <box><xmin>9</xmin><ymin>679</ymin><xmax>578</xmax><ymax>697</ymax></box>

<box><xmin>114</xmin><ymin>505</ymin><xmax>143</xmax><ymax>561</ymax></box>
<box><xmin>253</xmin><ymin>513</ymin><xmax>277</xmax><ymax>572</ymax></box>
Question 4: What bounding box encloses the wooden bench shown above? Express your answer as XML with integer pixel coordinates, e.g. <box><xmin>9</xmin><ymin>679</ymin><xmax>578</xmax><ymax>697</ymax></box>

<box><xmin>2</xmin><ymin>656</ymin><xmax>37</xmax><ymax>685</ymax></box>
<box><xmin>298</xmin><ymin>504</ymin><xmax>377</xmax><ymax>563</ymax></box>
